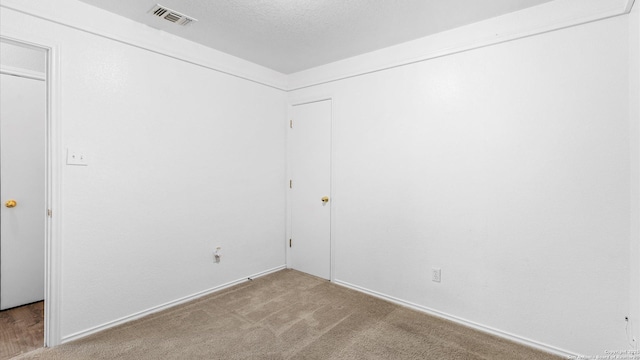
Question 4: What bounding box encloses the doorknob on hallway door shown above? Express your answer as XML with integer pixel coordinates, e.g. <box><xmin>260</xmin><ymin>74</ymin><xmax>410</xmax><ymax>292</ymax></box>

<box><xmin>321</xmin><ymin>196</ymin><xmax>329</xmax><ymax>203</ymax></box>
<box><xmin>5</xmin><ymin>199</ymin><xmax>17</xmax><ymax>208</ymax></box>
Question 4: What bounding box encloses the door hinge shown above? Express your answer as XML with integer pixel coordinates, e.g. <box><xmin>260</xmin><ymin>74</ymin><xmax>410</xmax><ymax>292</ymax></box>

<box><xmin>289</xmin><ymin>238</ymin><xmax>292</xmax><ymax>247</ymax></box>
<box><xmin>290</xmin><ymin>119</ymin><xmax>293</xmax><ymax>128</ymax></box>
<box><xmin>289</xmin><ymin>179</ymin><xmax>292</xmax><ymax>189</ymax></box>
<box><xmin>47</xmin><ymin>209</ymin><xmax>52</xmax><ymax>217</ymax></box>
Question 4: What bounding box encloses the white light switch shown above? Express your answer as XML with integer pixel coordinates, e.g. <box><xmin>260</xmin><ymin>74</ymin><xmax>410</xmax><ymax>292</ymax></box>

<box><xmin>66</xmin><ymin>149</ymin><xmax>88</xmax><ymax>166</ymax></box>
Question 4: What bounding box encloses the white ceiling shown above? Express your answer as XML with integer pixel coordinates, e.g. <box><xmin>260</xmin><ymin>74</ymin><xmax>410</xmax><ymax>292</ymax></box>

<box><xmin>77</xmin><ymin>0</ymin><xmax>555</xmax><ymax>74</ymax></box>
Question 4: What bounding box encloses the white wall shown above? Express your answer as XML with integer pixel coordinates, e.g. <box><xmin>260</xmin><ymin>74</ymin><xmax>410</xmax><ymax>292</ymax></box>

<box><xmin>1</xmin><ymin>0</ymin><xmax>287</xmax><ymax>341</ymax></box>
<box><xmin>290</xmin><ymin>13</ymin><xmax>633</xmax><ymax>356</ymax></box>
<box><xmin>629</xmin><ymin>1</ymin><xmax>640</xmax><ymax>350</ymax></box>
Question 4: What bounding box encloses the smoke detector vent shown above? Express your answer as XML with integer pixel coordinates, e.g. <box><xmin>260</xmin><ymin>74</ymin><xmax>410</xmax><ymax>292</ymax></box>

<box><xmin>149</xmin><ymin>4</ymin><xmax>197</xmax><ymax>26</ymax></box>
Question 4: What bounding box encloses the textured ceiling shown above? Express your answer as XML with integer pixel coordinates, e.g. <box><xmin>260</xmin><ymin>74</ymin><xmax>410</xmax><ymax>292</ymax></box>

<box><xmin>77</xmin><ymin>0</ymin><xmax>555</xmax><ymax>74</ymax></box>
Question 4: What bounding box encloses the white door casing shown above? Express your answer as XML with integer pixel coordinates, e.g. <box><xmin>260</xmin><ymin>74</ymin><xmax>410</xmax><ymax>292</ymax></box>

<box><xmin>0</xmin><ymin>73</ymin><xmax>47</xmax><ymax>310</ymax></box>
<box><xmin>290</xmin><ymin>100</ymin><xmax>332</xmax><ymax>280</ymax></box>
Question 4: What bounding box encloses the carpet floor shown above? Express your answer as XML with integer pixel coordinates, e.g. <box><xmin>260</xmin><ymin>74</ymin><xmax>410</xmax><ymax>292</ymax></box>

<box><xmin>15</xmin><ymin>270</ymin><xmax>561</xmax><ymax>359</ymax></box>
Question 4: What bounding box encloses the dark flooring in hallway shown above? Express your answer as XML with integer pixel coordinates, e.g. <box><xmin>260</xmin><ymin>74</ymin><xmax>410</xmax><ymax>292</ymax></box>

<box><xmin>0</xmin><ymin>302</ymin><xmax>43</xmax><ymax>360</ymax></box>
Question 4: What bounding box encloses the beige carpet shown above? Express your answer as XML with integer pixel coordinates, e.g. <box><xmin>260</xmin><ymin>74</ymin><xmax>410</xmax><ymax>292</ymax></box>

<box><xmin>15</xmin><ymin>270</ymin><xmax>561</xmax><ymax>360</ymax></box>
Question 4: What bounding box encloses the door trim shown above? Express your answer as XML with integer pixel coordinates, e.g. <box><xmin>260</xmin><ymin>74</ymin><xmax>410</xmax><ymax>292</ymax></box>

<box><xmin>0</xmin><ymin>64</ymin><xmax>46</xmax><ymax>81</ymax></box>
<box><xmin>0</xmin><ymin>34</ymin><xmax>62</xmax><ymax>347</ymax></box>
<box><xmin>286</xmin><ymin>95</ymin><xmax>335</xmax><ymax>281</ymax></box>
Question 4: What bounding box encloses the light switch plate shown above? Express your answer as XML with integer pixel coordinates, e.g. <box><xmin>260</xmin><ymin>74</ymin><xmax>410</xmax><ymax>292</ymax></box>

<box><xmin>66</xmin><ymin>149</ymin><xmax>88</xmax><ymax>166</ymax></box>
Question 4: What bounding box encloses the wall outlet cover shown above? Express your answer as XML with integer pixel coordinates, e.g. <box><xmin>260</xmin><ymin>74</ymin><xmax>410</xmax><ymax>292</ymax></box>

<box><xmin>432</xmin><ymin>268</ymin><xmax>441</xmax><ymax>283</ymax></box>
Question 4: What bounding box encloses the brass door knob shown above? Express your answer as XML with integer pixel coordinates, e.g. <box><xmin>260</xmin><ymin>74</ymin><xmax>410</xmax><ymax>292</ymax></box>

<box><xmin>321</xmin><ymin>196</ymin><xmax>329</xmax><ymax>203</ymax></box>
<box><xmin>5</xmin><ymin>199</ymin><xmax>17</xmax><ymax>208</ymax></box>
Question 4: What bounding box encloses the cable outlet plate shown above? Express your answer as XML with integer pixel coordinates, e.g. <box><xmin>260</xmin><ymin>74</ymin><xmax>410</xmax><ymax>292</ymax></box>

<box><xmin>432</xmin><ymin>268</ymin><xmax>441</xmax><ymax>283</ymax></box>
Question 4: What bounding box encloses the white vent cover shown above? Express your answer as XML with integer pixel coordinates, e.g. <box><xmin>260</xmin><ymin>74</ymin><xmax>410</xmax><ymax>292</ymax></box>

<box><xmin>149</xmin><ymin>4</ymin><xmax>197</xmax><ymax>26</ymax></box>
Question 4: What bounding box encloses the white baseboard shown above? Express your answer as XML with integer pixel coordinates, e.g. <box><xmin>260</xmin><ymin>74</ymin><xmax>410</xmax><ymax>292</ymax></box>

<box><xmin>333</xmin><ymin>278</ymin><xmax>577</xmax><ymax>359</ymax></box>
<box><xmin>61</xmin><ymin>265</ymin><xmax>286</xmax><ymax>344</ymax></box>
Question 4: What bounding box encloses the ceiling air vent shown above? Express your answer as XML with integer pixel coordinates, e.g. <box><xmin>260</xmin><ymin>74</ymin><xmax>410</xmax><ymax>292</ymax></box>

<box><xmin>149</xmin><ymin>4</ymin><xmax>197</xmax><ymax>27</ymax></box>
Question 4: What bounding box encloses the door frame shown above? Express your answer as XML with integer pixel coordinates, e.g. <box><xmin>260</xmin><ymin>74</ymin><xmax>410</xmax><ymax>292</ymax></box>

<box><xmin>286</xmin><ymin>95</ymin><xmax>336</xmax><ymax>281</ymax></box>
<box><xmin>0</xmin><ymin>34</ymin><xmax>62</xmax><ymax>347</ymax></box>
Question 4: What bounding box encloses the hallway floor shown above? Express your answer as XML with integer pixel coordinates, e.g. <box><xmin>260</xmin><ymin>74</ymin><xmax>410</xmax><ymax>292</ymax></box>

<box><xmin>0</xmin><ymin>302</ymin><xmax>43</xmax><ymax>360</ymax></box>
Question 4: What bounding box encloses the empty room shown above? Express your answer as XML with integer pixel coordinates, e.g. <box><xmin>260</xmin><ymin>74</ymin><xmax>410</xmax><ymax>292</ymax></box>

<box><xmin>0</xmin><ymin>0</ymin><xmax>639</xmax><ymax>359</ymax></box>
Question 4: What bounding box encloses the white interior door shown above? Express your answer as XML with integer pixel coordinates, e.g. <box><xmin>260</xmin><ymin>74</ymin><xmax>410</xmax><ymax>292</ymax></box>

<box><xmin>0</xmin><ymin>73</ymin><xmax>46</xmax><ymax>310</ymax></box>
<box><xmin>290</xmin><ymin>100</ymin><xmax>331</xmax><ymax>280</ymax></box>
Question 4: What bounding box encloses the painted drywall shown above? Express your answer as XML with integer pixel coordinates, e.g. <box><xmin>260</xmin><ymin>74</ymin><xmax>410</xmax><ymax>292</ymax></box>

<box><xmin>0</xmin><ymin>0</ymin><xmax>287</xmax><ymax>90</ymax></box>
<box><xmin>290</xmin><ymin>14</ymin><xmax>632</xmax><ymax>356</ymax></box>
<box><xmin>287</xmin><ymin>0</ymin><xmax>633</xmax><ymax>90</ymax></box>
<box><xmin>630</xmin><ymin>1</ymin><xmax>640</xmax><ymax>350</ymax></box>
<box><xmin>0</xmin><ymin>2</ymin><xmax>287</xmax><ymax>340</ymax></box>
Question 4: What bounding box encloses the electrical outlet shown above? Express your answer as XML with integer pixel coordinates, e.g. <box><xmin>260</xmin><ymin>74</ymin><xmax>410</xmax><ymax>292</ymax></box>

<box><xmin>432</xmin><ymin>268</ymin><xmax>441</xmax><ymax>283</ymax></box>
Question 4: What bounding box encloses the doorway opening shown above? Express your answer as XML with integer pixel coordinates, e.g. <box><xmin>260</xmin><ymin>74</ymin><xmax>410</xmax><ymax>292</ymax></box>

<box><xmin>0</xmin><ymin>36</ymin><xmax>53</xmax><ymax>357</ymax></box>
